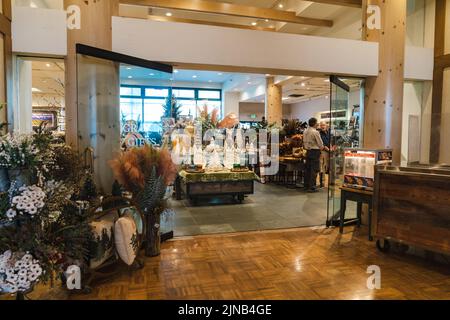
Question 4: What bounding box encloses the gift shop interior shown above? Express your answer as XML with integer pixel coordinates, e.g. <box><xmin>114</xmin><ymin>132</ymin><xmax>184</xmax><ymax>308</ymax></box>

<box><xmin>0</xmin><ymin>0</ymin><xmax>449</xmax><ymax>302</ymax></box>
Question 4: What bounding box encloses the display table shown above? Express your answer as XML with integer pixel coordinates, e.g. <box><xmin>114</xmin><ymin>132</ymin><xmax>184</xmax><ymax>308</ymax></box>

<box><xmin>339</xmin><ymin>186</ymin><xmax>374</xmax><ymax>241</ymax></box>
<box><xmin>176</xmin><ymin>170</ymin><xmax>259</xmax><ymax>205</ymax></box>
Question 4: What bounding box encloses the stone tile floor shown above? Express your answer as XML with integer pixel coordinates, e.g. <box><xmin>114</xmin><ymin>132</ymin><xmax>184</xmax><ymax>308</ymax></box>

<box><xmin>169</xmin><ymin>182</ymin><xmax>357</xmax><ymax>236</ymax></box>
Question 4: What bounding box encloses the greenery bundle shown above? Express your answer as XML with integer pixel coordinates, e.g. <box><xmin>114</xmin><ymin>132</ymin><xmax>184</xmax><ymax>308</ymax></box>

<box><xmin>163</xmin><ymin>95</ymin><xmax>182</xmax><ymax>121</ymax></box>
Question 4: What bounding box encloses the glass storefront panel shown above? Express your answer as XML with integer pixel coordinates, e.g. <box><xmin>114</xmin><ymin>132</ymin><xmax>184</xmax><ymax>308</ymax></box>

<box><xmin>76</xmin><ymin>45</ymin><xmax>173</xmax><ymax>192</ymax></box>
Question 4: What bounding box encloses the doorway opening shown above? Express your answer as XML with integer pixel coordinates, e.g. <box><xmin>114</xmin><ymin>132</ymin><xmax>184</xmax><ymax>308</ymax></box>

<box><xmin>15</xmin><ymin>56</ymin><xmax>66</xmax><ymax>140</ymax></box>
<box><xmin>73</xmin><ymin>45</ymin><xmax>366</xmax><ymax>237</ymax></box>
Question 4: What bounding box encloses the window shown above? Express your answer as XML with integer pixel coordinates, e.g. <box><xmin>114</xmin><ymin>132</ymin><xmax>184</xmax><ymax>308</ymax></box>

<box><xmin>120</xmin><ymin>98</ymin><xmax>143</xmax><ymax>122</ymax></box>
<box><xmin>144</xmin><ymin>99</ymin><xmax>165</xmax><ymax>122</ymax></box>
<box><xmin>120</xmin><ymin>85</ymin><xmax>222</xmax><ymax>139</ymax></box>
<box><xmin>120</xmin><ymin>87</ymin><xmax>141</xmax><ymax>96</ymax></box>
<box><xmin>198</xmin><ymin>90</ymin><xmax>221</xmax><ymax>100</ymax></box>
<box><xmin>145</xmin><ymin>88</ymin><xmax>169</xmax><ymax>98</ymax></box>
<box><xmin>173</xmin><ymin>89</ymin><xmax>195</xmax><ymax>99</ymax></box>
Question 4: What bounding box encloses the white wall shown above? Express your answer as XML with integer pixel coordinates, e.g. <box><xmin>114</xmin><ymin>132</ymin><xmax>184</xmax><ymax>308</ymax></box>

<box><xmin>290</xmin><ymin>90</ymin><xmax>361</xmax><ymax>122</ymax></box>
<box><xmin>223</xmin><ymin>91</ymin><xmax>240</xmax><ymax>117</ymax></box>
<box><xmin>239</xmin><ymin>102</ymin><xmax>291</xmax><ymax>122</ymax></box>
<box><xmin>112</xmin><ymin>17</ymin><xmax>380</xmax><ymax>77</ymax></box>
<box><xmin>290</xmin><ymin>98</ymin><xmax>329</xmax><ymax>121</ymax></box>
<box><xmin>12</xmin><ymin>6</ymin><xmax>67</xmax><ymax>56</ymax></box>
<box><xmin>402</xmin><ymin>82</ymin><xmax>424</xmax><ymax>163</ymax></box>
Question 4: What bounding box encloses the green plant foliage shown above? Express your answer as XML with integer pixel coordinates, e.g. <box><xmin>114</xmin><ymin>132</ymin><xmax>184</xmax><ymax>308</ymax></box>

<box><xmin>162</xmin><ymin>95</ymin><xmax>182</xmax><ymax>121</ymax></box>
<box><xmin>136</xmin><ymin>166</ymin><xmax>166</xmax><ymax>215</ymax></box>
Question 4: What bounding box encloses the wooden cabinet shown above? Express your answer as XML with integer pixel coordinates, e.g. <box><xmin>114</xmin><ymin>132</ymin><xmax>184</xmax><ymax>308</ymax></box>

<box><xmin>373</xmin><ymin>165</ymin><xmax>450</xmax><ymax>254</ymax></box>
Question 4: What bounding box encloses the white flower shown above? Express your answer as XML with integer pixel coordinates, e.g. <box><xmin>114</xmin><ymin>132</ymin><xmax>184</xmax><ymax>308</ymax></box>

<box><xmin>6</xmin><ymin>274</ymin><xmax>18</xmax><ymax>282</ymax></box>
<box><xmin>12</xmin><ymin>196</ymin><xmax>21</xmax><ymax>204</ymax></box>
<box><xmin>28</xmin><ymin>207</ymin><xmax>37</xmax><ymax>215</ymax></box>
<box><xmin>28</xmin><ymin>273</ymin><xmax>38</xmax><ymax>282</ymax></box>
<box><xmin>18</xmin><ymin>269</ymin><xmax>27</xmax><ymax>277</ymax></box>
<box><xmin>22</xmin><ymin>254</ymin><xmax>32</xmax><ymax>262</ymax></box>
<box><xmin>6</xmin><ymin>209</ymin><xmax>16</xmax><ymax>219</ymax></box>
<box><xmin>35</xmin><ymin>201</ymin><xmax>45</xmax><ymax>209</ymax></box>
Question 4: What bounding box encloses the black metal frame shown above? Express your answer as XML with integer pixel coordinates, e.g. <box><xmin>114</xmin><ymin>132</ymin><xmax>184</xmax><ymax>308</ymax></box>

<box><xmin>76</xmin><ymin>44</ymin><xmax>173</xmax><ymax>74</ymax></box>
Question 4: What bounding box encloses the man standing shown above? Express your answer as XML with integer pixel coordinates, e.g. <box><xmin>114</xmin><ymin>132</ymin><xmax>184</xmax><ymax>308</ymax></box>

<box><xmin>319</xmin><ymin>122</ymin><xmax>331</xmax><ymax>188</ymax></box>
<box><xmin>303</xmin><ymin>118</ymin><xmax>325</xmax><ymax>193</ymax></box>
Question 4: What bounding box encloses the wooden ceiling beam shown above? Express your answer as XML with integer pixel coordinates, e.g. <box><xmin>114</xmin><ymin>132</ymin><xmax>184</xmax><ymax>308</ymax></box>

<box><xmin>304</xmin><ymin>0</ymin><xmax>362</xmax><ymax>8</ymax></box>
<box><xmin>120</xmin><ymin>0</ymin><xmax>334</xmax><ymax>27</ymax></box>
<box><xmin>147</xmin><ymin>15</ymin><xmax>276</xmax><ymax>32</ymax></box>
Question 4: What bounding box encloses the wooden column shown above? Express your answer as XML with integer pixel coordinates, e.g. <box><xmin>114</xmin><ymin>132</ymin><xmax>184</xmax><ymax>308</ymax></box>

<box><xmin>0</xmin><ymin>0</ymin><xmax>12</xmax><ymax>134</ymax></box>
<box><xmin>362</xmin><ymin>0</ymin><xmax>407</xmax><ymax>164</ymax></box>
<box><xmin>64</xmin><ymin>0</ymin><xmax>120</xmax><ymax>193</ymax></box>
<box><xmin>265</xmin><ymin>76</ymin><xmax>283</xmax><ymax>126</ymax></box>
<box><xmin>64</xmin><ymin>0</ymin><xmax>119</xmax><ymax>148</ymax></box>
<box><xmin>430</xmin><ymin>0</ymin><xmax>449</xmax><ymax>163</ymax></box>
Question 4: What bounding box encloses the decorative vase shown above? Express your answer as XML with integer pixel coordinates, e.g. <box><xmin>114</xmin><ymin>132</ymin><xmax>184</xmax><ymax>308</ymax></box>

<box><xmin>145</xmin><ymin>209</ymin><xmax>162</xmax><ymax>257</ymax></box>
<box><xmin>0</xmin><ymin>168</ymin><xmax>9</xmax><ymax>192</ymax></box>
<box><xmin>7</xmin><ymin>169</ymin><xmax>32</xmax><ymax>188</ymax></box>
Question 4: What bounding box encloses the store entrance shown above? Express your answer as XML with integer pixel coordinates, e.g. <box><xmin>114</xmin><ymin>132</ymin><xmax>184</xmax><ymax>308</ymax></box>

<box><xmin>327</xmin><ymin>76</ymin><xmax>364</xmax><ymax>226</ymax></box>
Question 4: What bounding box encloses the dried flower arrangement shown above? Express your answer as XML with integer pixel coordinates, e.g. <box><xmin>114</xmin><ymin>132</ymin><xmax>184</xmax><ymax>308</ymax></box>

<box><xmin>109</xmin><ymin>145</ymin><xmax>177</xmax><ymax>256</ymax></box>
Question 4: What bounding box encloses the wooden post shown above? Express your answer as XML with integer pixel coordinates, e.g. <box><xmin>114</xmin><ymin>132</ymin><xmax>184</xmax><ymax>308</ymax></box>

<box><xmin>265</xmin><ymin>76</ymin><xmax>283</xmax><ymax>126</ymax></box>
<box><xmin>64</xmin><ymin>0</ymin><xmax>120</xmax><ymax>193</ymax></box>
<box><xmin>362</xmin><ymin>0</ymin><xmax>407</xmax><ymax>165</ymax></box>
<box><xmin>64</xmin><ymin>0</ymin><xmax>119</xmax><ymax>148</ymax></box>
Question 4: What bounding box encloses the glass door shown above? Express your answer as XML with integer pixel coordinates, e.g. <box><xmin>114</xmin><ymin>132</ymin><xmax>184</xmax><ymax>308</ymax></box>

<box><xmin>76</xmin><ymin>44</ymin><xmax>173</xmax><ymax>193</ymax></box>
<box><xmin>326</xmin><ymin>76</ymin><xmax>350</xmax><ymax>227</ymax></box>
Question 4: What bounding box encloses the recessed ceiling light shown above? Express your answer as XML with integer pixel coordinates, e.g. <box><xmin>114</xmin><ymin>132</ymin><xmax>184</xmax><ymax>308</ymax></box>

<box><xmin>126</xmin><ymin>67</ymin><xmax>132</xmax><ymax>70</ymax></box>
<box><xmin>46</xmin><ymin>63</ymin><xmax>51</xmax><ymax>67</ymax></box>
<box><xmin>166</xmin><ymin>12</ymin><xmax>172</xmax><ymax>17</ymax></box>
<box><xmin>265</xmin><ymin>74</ymin><xmax>271</xmax><ymax>77</ymax></box>
<box><xmin>278</xmin><ymin>4</ymin><xmax>284</xmax><ymax>8</ymax></box>
<box><xmin>192</xmin><ymin>75</ymin><xmax>198</xmax><ymax>78</ymax></box>
<box><xmin>128</xmin><ymin>76</ymin><xmax>133</xmax><ymax>79</ymax></box>
<box><xmin>301</xmin><ymin>83</ymin><xmax>306</xmax><ymax>87</ymax></box>
<box><xmin>265</xmin><ymin>19</ymin><xmax>269</xmax><ymax>22</ymax></box>
<box><xmin>251</xmin><ymin>22</ymin><xmax>257</xmax><ymax>26</ymax></box>
<box><xmin>149</xmin><ymin>73</ymin><xmax>155</xmax><ymax>76</ymax></box>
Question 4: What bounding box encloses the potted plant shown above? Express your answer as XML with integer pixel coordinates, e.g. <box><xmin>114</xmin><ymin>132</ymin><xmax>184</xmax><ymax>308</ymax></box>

<box><xmin>109</xmin><ymin>145</ymin><xmax>177</xmax><ymax>257</ymax></box>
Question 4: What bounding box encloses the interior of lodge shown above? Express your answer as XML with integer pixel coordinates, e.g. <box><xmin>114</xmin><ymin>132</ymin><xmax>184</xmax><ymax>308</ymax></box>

<box><xmin>0</xmin><ymin>0</ymin><xmax>449</xmax><ymax>301</ymax></box>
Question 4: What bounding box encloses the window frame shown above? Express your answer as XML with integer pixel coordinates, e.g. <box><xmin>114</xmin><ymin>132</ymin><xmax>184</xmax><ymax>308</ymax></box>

<box><xmin>120</xmin><ymin>84</ymin><xmax>223</xmax><ymax>127</ymax></box>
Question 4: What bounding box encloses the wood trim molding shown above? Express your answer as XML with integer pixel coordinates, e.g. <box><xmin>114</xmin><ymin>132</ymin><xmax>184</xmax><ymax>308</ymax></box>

<box><xmin>303</xmin><ymin>0</ymin><xmax>362</xmax><ymax>8</ymax></box>
<box><xmin>120</xmin><ymin>0</ymin><xmax>334</xmax><ymax>27</ymax></box>
<box><xmin>0</xmin><ymin>14</ymin><xmax>11</xmax><ymax>36</ymax></box>
<box><xmin>147</xmin><ymin>15</ymin><xmax>277</xmax><ymax>32</ymax></box>
<box><xmin>435</xmin><ymin>54</ymin><xmax>450</xmax><ymax>69</ymax></box>
<box><xmin>0</xmin><ymin>1</ymin><xmax>12</xmax><ymax>133</ymax></box>
<box><xmin>430</xmin><ymin>0</ymin><xmax>448</xmax><ymax>164</ymax></box>
<box><xmin>2</xmin><ymin>0</ymin><xmax>11</xmax><ymax>21</ymax></box>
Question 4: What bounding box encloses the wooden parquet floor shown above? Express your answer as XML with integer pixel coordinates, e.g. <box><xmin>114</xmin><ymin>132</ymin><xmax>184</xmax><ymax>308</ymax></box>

<box><xmin>70</xmin><ymin>226</ymin><xmax>450</xmax><ymax>300</ymax></box>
